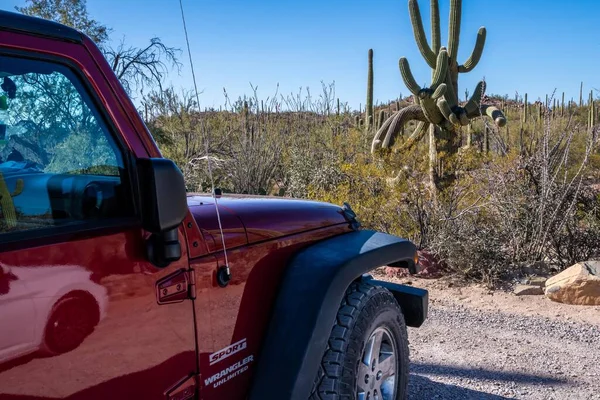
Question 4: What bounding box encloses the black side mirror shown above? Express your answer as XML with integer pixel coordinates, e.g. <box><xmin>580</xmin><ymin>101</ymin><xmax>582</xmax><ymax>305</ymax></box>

<box><xmin>137</xmin><ymin>158</ymin><xmax>188</xmax><ymax>267</ymax></box>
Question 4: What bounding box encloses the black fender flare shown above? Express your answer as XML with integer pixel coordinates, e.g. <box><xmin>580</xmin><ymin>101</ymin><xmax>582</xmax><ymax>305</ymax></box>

<box><xmin>248</xmin><ymin>229</ymin><xmax>420</xmax><ymax>400</ymax></box>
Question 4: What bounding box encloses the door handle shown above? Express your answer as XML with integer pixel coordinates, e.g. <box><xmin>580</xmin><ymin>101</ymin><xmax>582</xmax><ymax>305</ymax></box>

<box><xmin>164</xmin><ymin>373</ymin><xmax>198</xmax><ymax>400</ymax></box>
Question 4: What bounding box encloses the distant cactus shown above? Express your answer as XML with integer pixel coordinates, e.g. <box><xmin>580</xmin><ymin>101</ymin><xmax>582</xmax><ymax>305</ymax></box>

<box><xmin>561</xmin><ymin>92</ymin><xmax>565</xmax><ymax>116</ymax></box>
<box><xmin>580</xmin><ymin>82</ymin><xmax>583</xmax><ymax>107</ymax></box>
<box><xmin>523</xmin><ymin>93</ymin><xmax>528</xmax><ymax>123</ymax></box>
<box><xmin>371</xmin><ymin>0</ymin><xmax>506</xmax><ymax>190</ymax></box>
<box><xmin>0</xmin><ymin>173</ymin><xmax>24</xmax><ymax>229</ymax></box>
<box><xmin>395</xmin><ymin>100</ymin><xmax>401</xmax><ymax>111</ymax></box>
<box><xmin>366</xmin><ymin>49</ymin><xmax>374</xmax><ymax>130</ymax></box>
<box><xmin>589</xmin><ymin>91</ymin><xmax>595</xmax><ymax>130</ymax></box>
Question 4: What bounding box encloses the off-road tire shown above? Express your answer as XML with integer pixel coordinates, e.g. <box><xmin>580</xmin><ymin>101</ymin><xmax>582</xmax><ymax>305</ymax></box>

<box><xmin>309</xmin><ymin>280</ymin><xmax>409</xmax><ymax>400</ymax></box>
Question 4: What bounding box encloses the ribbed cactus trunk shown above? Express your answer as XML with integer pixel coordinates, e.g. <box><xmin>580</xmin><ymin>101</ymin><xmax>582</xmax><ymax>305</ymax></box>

<box><xmin>366</xmin><ymin>49</ymin><xmax>374</xmax><ymax>131</ymax></box>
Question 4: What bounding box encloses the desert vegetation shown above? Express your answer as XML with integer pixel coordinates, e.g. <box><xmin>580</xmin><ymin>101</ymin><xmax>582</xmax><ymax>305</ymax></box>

<box><xmin>11</xmin><ymin>0</ymin><xmax>600</xmax><ymax>285</ymax></box>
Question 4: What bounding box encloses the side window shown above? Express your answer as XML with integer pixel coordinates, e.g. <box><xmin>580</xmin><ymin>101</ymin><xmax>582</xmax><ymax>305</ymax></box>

<box><xmin>0</xmin><ymin>54</ymin><xmax>133</xmax><ymax>235</ymax></box>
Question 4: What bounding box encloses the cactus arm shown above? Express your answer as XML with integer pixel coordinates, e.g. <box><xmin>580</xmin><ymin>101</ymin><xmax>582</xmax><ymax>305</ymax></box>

<box><xmin>11</xmin><ymin>179</ymin><xmax>24</xmax><ymax>197</ymax></box>
<box><xmin>0</xmin><ymin>173</ymin><xmax>20</xmax><ymax>229</ymax></box>
<box><xmin>398</xmin><ymin>122</ymin><xmax>430</xmax><ymax>152</ymax></box>
<box><xmin>458</xmin><ymin>109</ymin><xmax>470</xmax><ymax>126</ymax></box>
<box><xmin>464</xmin><ymin>81</ymin><xmax>486</xmax><ymax>115</ymax></box>
<box><xmin>431</xmin><ymin>49</ymin><xmax>449</xmax><ymax>89</ymax></box>
<box><xmin>437</xmin><ymin>97</ymin><xmax>459</xmax><ymax>125</ymax></box>
<box><xmin>447</xmin><ymin>0</ymin><xmax>462</xmax><ymax>62</ymax></box>
<box><xmin>399</xmin><ymin>58</ymin><xmax>422</xmax><ymax>96</ymax></box>
<box><xmin>431</xmin><ymin>0</ymin><xmax>441</xmax><ymax>54</ymax></box>
<box><xmin>458</xmin><ymin>27</ymin><xmax>486</xmax><ymax>73</ymax></box>
<box><xmin>443</xmin><ymin>73</ymin><xmax>458</xmax><ymax>108</ymax></box>
<box><xmin>408</xmin><ymin>0</ymin><xmax>437</xmax><ymax>68</ymax></box>
<box><xmin>432</xmin><ymin>83</ymin><xmax>447</xmax><ymax>100</ymax></box>
<box><xmin>466</xmin><ymin>104</ymin><xmax>507</xmax><ymax>127</ymax></box>
<box><xmin>371</xmin><ymin>105</ymin><xmax>426</xmax><ymax>152</ymax></box>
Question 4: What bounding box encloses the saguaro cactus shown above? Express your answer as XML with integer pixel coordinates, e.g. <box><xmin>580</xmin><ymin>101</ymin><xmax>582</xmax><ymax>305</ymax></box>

<box><xmin>0</xmin><ymin>173</ymin><xmax>23</xmax><ymax>229</ymax></box>
<box><xmin>366</xmin><ymin>49</ymin><xmax>374</xmax><ymax>131</ymax></box>
<box><xmin>589</xmin><ymin>91</ymin><xmax>595</xmax><ymax>131</ymax></box>
<box><xmin>371</xmin><ymin>0</ymin><xmax>506</xmax><ymax>190</ymax></box>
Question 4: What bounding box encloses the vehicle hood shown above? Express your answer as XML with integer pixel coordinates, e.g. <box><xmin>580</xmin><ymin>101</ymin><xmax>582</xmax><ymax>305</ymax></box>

<box><xmin>186</xmin><ymin>194</ymin><xmax>351</xmax><ymax>252</ymax></box>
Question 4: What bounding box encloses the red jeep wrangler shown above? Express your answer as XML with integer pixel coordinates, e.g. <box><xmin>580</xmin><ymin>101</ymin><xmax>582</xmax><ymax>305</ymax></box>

<box><xmin>0</xmin><ymin>10</ymin><xmax>428</xmax><ymax>400</ymax></box>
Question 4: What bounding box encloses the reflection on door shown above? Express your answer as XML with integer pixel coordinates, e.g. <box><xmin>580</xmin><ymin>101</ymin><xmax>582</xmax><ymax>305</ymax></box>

<box><xmin>0</xmin><ymin>229</ymin><xmax>198</xmax><ymax>400</ymax></box>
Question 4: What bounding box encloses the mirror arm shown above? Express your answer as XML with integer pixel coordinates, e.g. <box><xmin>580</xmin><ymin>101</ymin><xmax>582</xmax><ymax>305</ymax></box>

<box><xmin>146</xmin><ymin>227</ymin><xmax>182</xmax><ymax>268</ymax></box>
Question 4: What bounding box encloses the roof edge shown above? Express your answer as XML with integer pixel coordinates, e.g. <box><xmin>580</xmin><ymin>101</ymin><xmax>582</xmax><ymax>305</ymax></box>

<box><xmin>0</xmin><ymin>9</ymin><xmax>83</xmax><ymax>44</ymax></box>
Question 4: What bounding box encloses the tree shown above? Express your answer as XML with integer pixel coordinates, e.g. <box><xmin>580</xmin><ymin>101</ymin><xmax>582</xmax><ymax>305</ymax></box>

<box><xmin>16</xmin><ymin>0</ymin><xmax>180</xmax><ymax>96</ymax></box>
<box><xmin>105</xmin><ymin>38</ymin><xmax>181</xmax><ymax>95</ymax></box>
<box><xmin>16</xmin><ymin>0</ymin><xmax>110</xmax><ymax>48</ymax></box>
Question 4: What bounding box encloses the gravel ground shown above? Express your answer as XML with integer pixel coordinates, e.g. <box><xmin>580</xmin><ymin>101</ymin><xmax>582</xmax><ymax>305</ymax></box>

<box><xmin>394</xmin><ymin>278</ymin><xmax>600</xmax><ymax>400</ymax></box>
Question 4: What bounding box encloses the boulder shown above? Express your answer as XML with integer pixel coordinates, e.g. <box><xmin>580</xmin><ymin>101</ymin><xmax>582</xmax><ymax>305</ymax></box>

<box><xmin>514</xmin><ymin>284</ymin><xmax>544</xmax><ymax>296</ymax></box>
<box><xmin>544</xmin><ymin>262</ymin><xmax>600</xmax><ymax>306</ymax></box>
<box><xmin>525</xmin><ymin>277</ymin><xmax>547</xmax><ymax>288</ymax></box>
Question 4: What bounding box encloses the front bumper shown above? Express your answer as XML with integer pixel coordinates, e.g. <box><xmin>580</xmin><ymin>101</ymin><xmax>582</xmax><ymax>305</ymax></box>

<box><xmin>364</xmin><ymin>276</ymin><xmax>429</xmax><ymax>328</ymax></box>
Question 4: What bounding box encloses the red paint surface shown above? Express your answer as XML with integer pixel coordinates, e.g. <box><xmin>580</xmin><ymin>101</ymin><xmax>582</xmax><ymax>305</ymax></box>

<box><xmin>188</xmin><ymin>194</ymin><xmax>348</xmax><ymax>245</ymax></box>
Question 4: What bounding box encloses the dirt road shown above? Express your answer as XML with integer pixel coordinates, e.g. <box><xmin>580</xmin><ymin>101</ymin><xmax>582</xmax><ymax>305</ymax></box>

<box><xmin>376</xmin><ymin>274</ymin><xmax>600</xmax><ymax>400</ymax></box>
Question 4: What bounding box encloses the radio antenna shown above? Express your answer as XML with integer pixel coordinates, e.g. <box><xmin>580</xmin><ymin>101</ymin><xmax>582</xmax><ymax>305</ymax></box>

<box><xmin>178</xmin><ymin>0</ymin><xmax>231</xmax><ymax>286</ymax></box>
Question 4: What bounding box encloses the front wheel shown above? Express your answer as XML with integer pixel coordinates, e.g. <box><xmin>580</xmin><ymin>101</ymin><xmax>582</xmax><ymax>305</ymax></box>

<box><xmin>310</xmin><ymin>281</ymin><xmax>409</xmax><ymax>400</ymax></box>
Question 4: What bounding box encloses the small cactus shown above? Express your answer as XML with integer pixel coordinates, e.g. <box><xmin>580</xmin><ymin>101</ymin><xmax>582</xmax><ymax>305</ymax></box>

<box><xmin>0</xmin><ymin>173</ymin><xmax>24</xmax><ymax>229</ymax></box>
<box><xmin>523</xmin><ymin>93</ymin><xmax>528</xmax><ymax>123</ymax></box>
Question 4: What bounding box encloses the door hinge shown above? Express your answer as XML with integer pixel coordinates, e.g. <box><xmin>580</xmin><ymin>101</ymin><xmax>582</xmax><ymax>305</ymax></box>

<box><xmin>156</xmin><ymin>268</ymin><xmax>196</xmax><ymax>305</ymax></box>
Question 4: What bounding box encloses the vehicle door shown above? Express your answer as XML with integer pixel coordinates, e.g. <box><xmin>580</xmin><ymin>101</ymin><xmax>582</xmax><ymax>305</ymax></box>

<box><xmin>0</xmin><ymin>47</ymin><xmax>197</xmax><ymax>399</ymax></box>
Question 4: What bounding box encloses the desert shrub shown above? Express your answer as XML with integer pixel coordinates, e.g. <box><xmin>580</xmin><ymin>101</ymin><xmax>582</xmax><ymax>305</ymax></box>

<box><xmin>424</xmin><ymin>118</ymin><xmax>600</xmax><ymax>283</ymax></box>
<box><xmin>138</xmin><ymin>82</ymin><xmax>600</xmax><ymax>285</ymax></box>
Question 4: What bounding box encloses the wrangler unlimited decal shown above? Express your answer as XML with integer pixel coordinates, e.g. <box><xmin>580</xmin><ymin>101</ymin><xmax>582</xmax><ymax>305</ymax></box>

<box><xmin>205</xmin><ymin>355</ymin><xmax>254</xmax><ymax>388</ymax></box>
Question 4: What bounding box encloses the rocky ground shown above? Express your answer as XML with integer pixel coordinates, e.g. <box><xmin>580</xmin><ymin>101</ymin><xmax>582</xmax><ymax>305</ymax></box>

<box><xmin>375</xmin><ymin>272</ymin><xmax>600</xmax><ymax>400</ymax></box>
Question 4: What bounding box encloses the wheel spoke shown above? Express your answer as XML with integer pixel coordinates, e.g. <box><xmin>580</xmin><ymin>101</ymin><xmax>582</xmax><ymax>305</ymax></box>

<box><xmin>363</xmin><ymin>329</ymin><xmax>384</xmax><ymax>369</ymax></box>
<box><xmin>378</xmin><ymin>354</ymin><xmax>396</xmax><ymax>380</ymax></box>
<box><xmin>372</xmin><ymin>329</ymin><xmax>384</xmax><ymax>363</ymax></box>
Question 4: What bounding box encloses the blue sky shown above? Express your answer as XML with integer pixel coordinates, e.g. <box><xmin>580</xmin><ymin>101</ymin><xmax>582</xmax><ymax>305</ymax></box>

<box><xmin>3</xmin><ymin>0</ymin><xmax>600</xmax><ymax>110</ymax></box>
